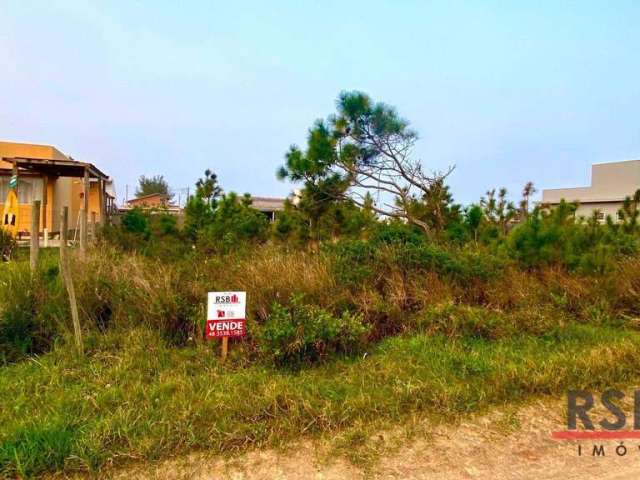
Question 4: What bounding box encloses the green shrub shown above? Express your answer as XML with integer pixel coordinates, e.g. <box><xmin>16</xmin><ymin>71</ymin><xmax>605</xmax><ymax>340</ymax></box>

<box><xmin>0</xmin><ymin>263</ymin><xmax>61</xmax><ymax>364</ymax></box>
<box><xmin>184</xmin><ymin>194</ymin><xmax>214</xmax><ymax>240</ymax></box>
<box><xmin>0</xmin><ymin>229</ymin><xmax>17</xmax><ymax>261</ymax></box>
<box><xmin>324</xmin><ymin>239</ymin><xmax>376</xmax><ymax>286</ymax></box>
<box><xmin>506</xmin><ymin>202</ymin><xmax>639</xmax><ymax>272</ymax></box>
<box><xmin>369</xmin><ymin>221</ymin><xmax>425</xmax><ymax>246</ymax></box>
<box><xmin>121</xmin><ymin>207</ymin><xmax>149</xmax><ymax>236</ymax></box>
<box><xmin>258</xmin><ymin>294</ymin><xmax>370</xmax><ymax>365</ymax></box>
<box><xmin>327</xmin><ymin>237</ymin><xmax>506</xmax><ymax>289</ymax></box>
<box><xmin>197</xmin><ymin>193</ymin><xmax>269</xmax><ymax>252</ymax></box>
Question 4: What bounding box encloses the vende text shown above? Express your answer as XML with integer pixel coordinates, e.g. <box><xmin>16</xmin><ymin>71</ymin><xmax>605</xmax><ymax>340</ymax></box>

<box><xmin>206</xmin><ymin>319</ymin><xmax>246</xmax><ymax>338</ymax></box>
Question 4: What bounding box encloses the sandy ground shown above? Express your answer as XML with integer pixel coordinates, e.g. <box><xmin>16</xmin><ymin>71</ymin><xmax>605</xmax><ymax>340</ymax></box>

<box><xmin>92</xmin><ymin>396</ymin><xmax>640</xmax><ymax>480</ymax></box>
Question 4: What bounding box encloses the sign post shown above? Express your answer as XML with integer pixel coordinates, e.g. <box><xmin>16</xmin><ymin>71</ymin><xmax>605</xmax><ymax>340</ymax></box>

<box><xmin>206</xmin><ymin>291</ymin><xmax>246</xmax><ymax>362</ymax></box>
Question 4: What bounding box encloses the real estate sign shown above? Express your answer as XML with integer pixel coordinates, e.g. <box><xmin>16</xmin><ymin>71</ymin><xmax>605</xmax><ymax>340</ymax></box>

<box><xmin>206</xmin><ymin>291</ymin><xmax>246</xmax><ymax>339</ymax></box>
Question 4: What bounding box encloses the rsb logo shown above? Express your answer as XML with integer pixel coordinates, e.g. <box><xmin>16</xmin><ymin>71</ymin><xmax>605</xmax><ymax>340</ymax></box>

<box><xmin>553</xmin><ymin>390</ymin><xmax>640</xmax><ymax>458</ymax></box>
<box><xmin>215</xmin><ymin>294</ymin><xmax>239</xmax><ymax>304</ymax></box>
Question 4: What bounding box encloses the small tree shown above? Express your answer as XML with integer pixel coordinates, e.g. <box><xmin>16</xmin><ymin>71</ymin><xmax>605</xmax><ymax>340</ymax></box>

<box><xmin>198</xmin><ymin>193</ymin><xmax>269</xmax><ymax>250</ymax></box>
<box><xmin>520</xmin><ymin>181</ymin><xmax>537</xmax><ymax>218</ymax></box>
<box><xmin>136</xmin><ymin>175</ymin><xmax>171</xmax><ymax>198</ymax></box>
<box><xmin>195</xmin><ymin>169</ymin><xmax>223</xmax><ymax>208</ymax></box>
<box><xmin>481</xmin><ymin>188</ymin><xmax>516</xmax><ymax>237</ymax></box>
<box><xmin>464</xmin><ymin>204</ymin><xmax>484</xmax><ymax>244</ymax></box>
<box><xmin>617</xmin><ymin>189</ymin><xmax>640</xmax><ymax>234</ymax></box>
<box><xmin>184</xmin><ymin>195</ymin><xmax>214</xmax><ymax>240</ymax></box>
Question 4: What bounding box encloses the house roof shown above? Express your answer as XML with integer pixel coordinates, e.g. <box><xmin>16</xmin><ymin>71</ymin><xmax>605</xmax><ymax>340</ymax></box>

<box><xmin>250</xmin><ymin>196</ymin><xmax>286</xmax><ymax>212</ymax></box>
<box><xmin>0</xmin><ymin>140</ymin><xmax>110</xmax><ymax>180</ymax></box>
<box><xmin>126</xmin><ymin>192</ymin><xmax>171</xmax><ymax>204</ymax></box>
<box><xmin>4</xmin><ymin>156</ymin><xmax>110</xmax><ymax>180</ymax></box>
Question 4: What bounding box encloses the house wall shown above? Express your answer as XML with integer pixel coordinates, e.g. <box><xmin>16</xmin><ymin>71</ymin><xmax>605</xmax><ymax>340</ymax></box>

<box><xmin>0</xmin><ymin>142</ymin><xmax>107</xmax><ymax>234</ymax></box>
<box><xmin>0</xmin><ymin>177</ymin><xmax>44</xmax><ymax>232</ymax></box>
<box><xmin>542</xmin><ymin>160</ymin><xmax>640</xmax><ymax>222</ymax></box>
<box><xmin>64</xmin><ymin>179</ymin><xmax>103</xmax><ymax>231</ymax></box>
<box><xmin>52</xmin><ymin>177</ymin><xmax>72</xmax><ymax>231</ymax></box>
<box><xmin>127</xmin><ymin>195</ymin><xmax>167</xmax><ymax>208</ymax></box>
<box><xmin>0</xmin><ymin>177</ymin><xmax>106</xmax><ymax>234</ymax></box>
<box><xmin>591</xmin><ymin>160</ymin><xmax>640</xmax><ymax>194</ymax></box>
<box><xmin>575</xmin><ymin>202</ymin><xmax>622</xmax><ymax>221</ymax></box>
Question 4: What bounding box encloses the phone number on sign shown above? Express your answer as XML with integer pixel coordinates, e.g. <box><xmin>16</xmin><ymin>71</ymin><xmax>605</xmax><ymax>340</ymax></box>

<box><xmin>206</xmin><ymin>319</ymin><xmax>246</xmax><ymax>338</ymax></box>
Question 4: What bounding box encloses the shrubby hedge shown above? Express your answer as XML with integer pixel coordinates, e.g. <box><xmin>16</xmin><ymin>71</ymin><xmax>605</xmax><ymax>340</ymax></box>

<box><xmin>258</xmin><ymin>294</ymin><xmax>369</xmax><ymax>365</ymax></box>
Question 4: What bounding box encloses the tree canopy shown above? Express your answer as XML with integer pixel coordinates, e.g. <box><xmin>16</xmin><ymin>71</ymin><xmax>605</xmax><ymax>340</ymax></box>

<box><xmin>136</xmin><ymin>175</ymin><xmax>171</xmax><ymax>198</ymax></box>
<box><xmin>195</xmin><ymin>169</ymin><xmax>222</xmax><ymax>207</ymax></box>
<box><xmin>278</xmin><ymin>90</ymin><xmax>453</xmax><ymax>236</ymax></box>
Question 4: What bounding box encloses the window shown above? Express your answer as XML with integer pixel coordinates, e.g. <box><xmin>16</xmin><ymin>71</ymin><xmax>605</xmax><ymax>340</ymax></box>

<box><xmin>0</xmin><ymin>177</ymin><xmax>43</xmax><ymax>204</ymax></box>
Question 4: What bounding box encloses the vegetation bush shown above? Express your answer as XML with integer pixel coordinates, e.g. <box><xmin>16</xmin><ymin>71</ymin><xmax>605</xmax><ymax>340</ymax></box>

<box><xmin>412</xmin><ymin>303</ymin><xmax>565</xmax><ymax>340</ymax></box>
<box><xmin>0</xmin><ymin>228</ymin><xmax>17</xmax><ymax>261</ymax></box>
<box><xmin>197</xmin><ymin>193</ymin><xmax>269</xmax><ymax>252</ymax></box>
<box><xmin>324</xmin><ymin>239</ymin><xmax>376</xmax><ymax>286</ymax></box>
<box><xmin>0</xmin><ymin>261</ymin><xmax>63</xmax><ymax>364</ymax></box>
<box><xmin>257</xmin><ymin>294</ymin><xmax>370</xmax><ymax>365</ymax></box>
<box><xmin>507</xmin><ymin>201</ymin><xmax>639</xmax><ymax>271</ymax></box>
<box><xmin>121</xmin><ymin>207</ymin><xmax>149</xmax><ymax>236</ymax></box>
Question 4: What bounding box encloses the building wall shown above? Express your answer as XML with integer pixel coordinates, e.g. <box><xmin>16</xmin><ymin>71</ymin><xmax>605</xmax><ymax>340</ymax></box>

<box><xmin>0</xmin><ymin>142</ymin><xmax>107</xmax><ymax>234</ymax></box>
<box><xmin>66</xmin><ymin>179</ymin><xmax>103</xmax><ymax>231</ymax></box>
<box><xmin>543</xmin><ymin>160</ymin><xmax>640</xmax><ymax>204</ymax></box>
<box><xmin>575</xmin><ymin>202</ymin><xmax>622</xmax><ymax>221</ymax></box>
<box><xmin>542</xmin><ymin>160</ymin><xmax>640</xmax><ymax>222</ymax></box>
<box><xmin>127</xmin><ymin>194</ymin><xmax>167</xmax><ymax>208</ymax></box>
<box><xmin>52</xmin><ymin>177</ymin><xmax>72</xmax><ymax>231</ymax></box>
<box><xmin>0</xmin><ymin>177</ymin><xmax>44</xmax><ymax>232</ymax></box>
<box><xmin>591</xmin><ymin>160</ymin><xmax>640</xmax><ymax>194</ymax></box>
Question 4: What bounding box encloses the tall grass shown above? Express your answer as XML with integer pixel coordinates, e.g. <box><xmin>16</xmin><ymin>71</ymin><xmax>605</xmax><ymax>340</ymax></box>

<box><xmin>4</xmin><ymin>240</ymin><xmax>640</xmax><ymax>364</ymax></box>
<box><xmin>2</xmin><ymin>324</ymin><xmax>640</xmax><ymax>477</ymax></box>
<box><xmin>3</xmin><ymin>239</ymin><xmax>640</xmax><ymax>475</ymax></box>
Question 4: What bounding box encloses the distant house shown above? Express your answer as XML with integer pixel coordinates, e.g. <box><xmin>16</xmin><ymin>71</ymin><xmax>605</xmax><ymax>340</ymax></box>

<box><xmin>0</xmin><ymin>140</ymin><xmax>115</xmax><ymax>235</ymax></box>
<box><xmin>121</xmin><ymin>193</ymin><xmax>286</xmax><ymax>220</ymax></box>
<box><xmin>250</xmin><ymin>196</ymin><xmax>286</xmax><ymax>221</ymax></box>
<box><xmin>126</xmin><ymin>192</ymin><xmax>171</xmax><ymax>208</ymax></box>
<box><xmin>123</xmin><ymin>192</ymin><xmax>181</xmax><ymax>214</ymax></box>
<box><xmin>542</xmin><ymin>160</ymin><xmax>640</xmax><ymax>221</ymax></box>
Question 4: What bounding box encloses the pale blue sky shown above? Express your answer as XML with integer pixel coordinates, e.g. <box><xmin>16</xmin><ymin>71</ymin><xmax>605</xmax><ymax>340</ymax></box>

<box><xmin>1</xmin><ymin>1</ymin><xmax>638</xmax><ymax>205</ymax></box>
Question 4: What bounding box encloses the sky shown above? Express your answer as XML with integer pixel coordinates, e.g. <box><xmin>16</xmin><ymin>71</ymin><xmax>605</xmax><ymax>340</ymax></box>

<box><xmin>1</xmin><ymin>0</ymin><xmax>639</xmax><ymax>206</ymax></box>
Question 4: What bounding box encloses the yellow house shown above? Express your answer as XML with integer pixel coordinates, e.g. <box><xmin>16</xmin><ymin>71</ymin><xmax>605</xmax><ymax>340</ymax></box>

<box><xmin>0</xmin><ymin>141</ymin><xmax>115</xmax><ymax>235</ymax></box>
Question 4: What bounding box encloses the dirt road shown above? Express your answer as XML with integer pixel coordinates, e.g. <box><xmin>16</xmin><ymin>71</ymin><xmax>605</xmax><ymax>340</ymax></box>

<box><xmin>105</xmin><ymin>397</ymin><xmax>640</xmax><ymax>479</ymax></box>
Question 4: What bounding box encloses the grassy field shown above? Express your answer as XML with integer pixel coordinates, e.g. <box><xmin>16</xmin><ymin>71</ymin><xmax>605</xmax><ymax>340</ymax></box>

<box><xmin>2</xmin><ymin>323</ymin><xmax>640</xmax><ymax>477</ymax></box>
<box><xmin>4</xmin><ymin>234</ymin><xmax>640</xmax><ymax>477</ymax></box>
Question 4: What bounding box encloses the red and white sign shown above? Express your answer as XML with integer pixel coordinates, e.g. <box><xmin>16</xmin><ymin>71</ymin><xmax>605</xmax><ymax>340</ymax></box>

<box><xmin>206</xmin><ymin>291</ymin><xmax>246</xmax><ymax>339</ymax></box>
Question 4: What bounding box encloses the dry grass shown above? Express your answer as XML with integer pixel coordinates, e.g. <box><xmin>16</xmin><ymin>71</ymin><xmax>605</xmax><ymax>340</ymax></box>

<box><xmin>4</xmin><ymin>243</ymin><xmax>640</xmax><ymax>476</ymax></box>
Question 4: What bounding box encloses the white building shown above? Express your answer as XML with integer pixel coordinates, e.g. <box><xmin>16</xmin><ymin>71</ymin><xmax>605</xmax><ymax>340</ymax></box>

<box><xmin>542</xmin><ymin>160</ymin><xmax>640</xmax><ymax>221</ymax></box>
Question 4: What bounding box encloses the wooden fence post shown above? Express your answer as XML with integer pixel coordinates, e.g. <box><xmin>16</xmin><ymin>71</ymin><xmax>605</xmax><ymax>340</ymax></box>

<box><xmin>30</xmin><ymin>200</ymin><xmax>40</xmax><ymax>272</ymax></box>
<box><xmin>60</xmin><ymin>207</ymin><xmax>83</xmax><ymax>355</ymax></box>
<box><xmin>221</xmin><ymin>337</ymin><xmax>228</xmax><ymax>363</ymax></box>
